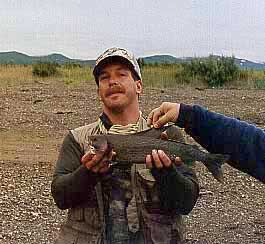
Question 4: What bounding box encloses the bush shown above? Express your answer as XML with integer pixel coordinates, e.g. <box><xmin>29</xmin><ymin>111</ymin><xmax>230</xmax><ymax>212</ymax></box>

<box><xmin>179</xmin><ymin>56</ymin><xmax>239</xmax><ymax>87</ymax></box>
<box><xmin>255</xmin><ymin>80</ymin><xmax>265</xmax><ymax>89</ymax></box>
<box><xmin>137</xmin><ymin>58</ymin><xmax>145</xmax><ymax>69</ymax></box>
<box><xmin>32</xmin><ymin>62</ymin><xmax>58</xmax><ymax>77</ymax></box>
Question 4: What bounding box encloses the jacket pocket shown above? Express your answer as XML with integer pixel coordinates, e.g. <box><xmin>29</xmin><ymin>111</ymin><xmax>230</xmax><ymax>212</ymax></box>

<box><xmin>136</xmin><ymin>169</ymin><xmax>161</xmax><ymax>213</ymax></box>
<box><xmin>84</xmin><ymin>207</ymin><xmax>101</xmax><ymax>229</ymax></box>
<box><xmin>142</xmin><ymin>211</ymin><xmax>184</xmax><ymax>244</ymax></box>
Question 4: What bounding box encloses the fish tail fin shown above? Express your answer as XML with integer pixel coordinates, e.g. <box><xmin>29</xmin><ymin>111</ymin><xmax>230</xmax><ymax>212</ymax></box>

<box><xmin>203</xmin><ymin>154</ymin><xmax>229</xmax><ymax>182</ymax></box>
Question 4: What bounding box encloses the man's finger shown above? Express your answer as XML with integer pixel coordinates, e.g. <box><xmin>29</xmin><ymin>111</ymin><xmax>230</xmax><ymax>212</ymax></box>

<box><xmin>94</xmin><ymin>152</ymin><xmax>114</xmax><ymax>172</ymax></box>
<box><xmin>145</xmin><ymin>154</ymin><xmax>153</xmax><ymax>169</ymax></box>
<box><xmin>157</xmin><ymin>150</ymin><xmax>172</xmax><ymax>167</ymax></box>
<box><xmin>90</xmin><ymin>157</ymin><xmax>109</xmax><ymax>172</ymax></box>
<box><xmin>151</xmin><ymin>150</ymin><xmax>163</xmax><ymax>169</ymax></box>
<box><xmin>154</xmin><ymin>115</ymin><xmax>169</xmax><ymax>128</ymax></box>
<box><xmin>85</xmin><ymin>150</ymin><xmax>106</xmax><ymax>170</ymax></box>
<box><xmin>81</xmin><ymin>152</ymin><xmax>94</xmax><ymax>164</ymax></box>
<box><xmin>147</xmin><ymin>111</ymin><xmax>154</xmax><ymax>127</ymax></box>
<box><xmin>97</xmin><ymin>161</ymin><xmax>110</xmax><ymax>173</ymax></box>
<box><xmin>152</xmin><ymin>108</ymin><xmax>163</xmax><ymax>127</ymax></box>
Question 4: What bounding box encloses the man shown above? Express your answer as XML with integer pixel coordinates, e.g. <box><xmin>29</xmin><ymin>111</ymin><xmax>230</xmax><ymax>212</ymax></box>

<box><xmin>51</xmin><ymin>48</ymin><xmax>199</xmax><ymax>244</ymax></box>
<box><xmin>147</xmin><ymin>102</ymin><xmax>265</xmax><ymax>183</ymax></box>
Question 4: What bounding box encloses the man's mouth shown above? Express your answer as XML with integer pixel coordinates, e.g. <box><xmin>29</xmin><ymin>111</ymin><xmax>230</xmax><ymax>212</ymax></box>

<box><xmin>106</xmin><ymin>87</ymin><xmax>124</xmax><ymax>97</ymax></box>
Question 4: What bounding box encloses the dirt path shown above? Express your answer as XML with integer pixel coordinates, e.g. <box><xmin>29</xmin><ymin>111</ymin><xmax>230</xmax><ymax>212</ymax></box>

<box><xmin>0</xmin><ymin>81</ymin><xmax>264</xmax><ymax>244</ymax></box>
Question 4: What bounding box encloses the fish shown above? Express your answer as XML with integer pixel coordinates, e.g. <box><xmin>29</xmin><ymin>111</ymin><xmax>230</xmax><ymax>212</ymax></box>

<box><xmin>87</xmin><ymin>125</ymin><xmax>229</xmax><ymax>182</ymax></box>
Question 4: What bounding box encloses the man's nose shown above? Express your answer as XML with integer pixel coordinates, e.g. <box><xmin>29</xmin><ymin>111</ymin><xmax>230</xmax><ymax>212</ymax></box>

<box><xmin>109</xmin><ymin>75</ymin><xmax>119</xmax><ymax>86</ymax></box>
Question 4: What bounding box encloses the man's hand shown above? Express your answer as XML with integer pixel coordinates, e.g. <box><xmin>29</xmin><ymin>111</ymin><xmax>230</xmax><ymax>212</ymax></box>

<box><xmin>147</xmin><ymin>102</ymin><xmax>180</xmax><ymax>128</ymax></box>
<box><xmin>81</xmin><ymin>147</ymin><xmax>114</xmax><ymax>174</ymax></box>
<box><xmin>145</xmin><ymin>150</ymin><xmax>182</xmax><ymax>169</ymax></box>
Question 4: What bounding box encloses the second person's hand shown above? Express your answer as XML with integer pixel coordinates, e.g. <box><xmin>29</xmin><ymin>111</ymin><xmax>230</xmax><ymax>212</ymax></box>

<box><xmin>147</xmin><ymin>102</ymin><xmax>181</xmax><ymax>128</ymax></box>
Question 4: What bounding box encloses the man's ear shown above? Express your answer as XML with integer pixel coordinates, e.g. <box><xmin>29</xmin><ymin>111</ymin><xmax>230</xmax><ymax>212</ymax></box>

<box><xmin>97</xmin><ymin>88</ymin><xmax>102</xmax><ymax>101</ymax></box>
<box><xmin>136</xmin><ymin>80</ymin><xmax>143</xmax><ymax>94</ymax></box>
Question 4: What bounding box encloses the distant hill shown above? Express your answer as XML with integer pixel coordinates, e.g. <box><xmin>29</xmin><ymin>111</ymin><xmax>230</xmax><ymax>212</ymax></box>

<box><xmin>140</xmin><ymin>54</ymin><xmax>265</xmax><ymax>70</ymax></box>
<box><xmin>141</xmin><ymin>55</ymin><xmax>182</xmax><ymax>64</ymax></box>
<box><xmin>234</xmin><ymin>58</ymin><xmax>265</xmax><ymax>70</ymax></box>
<box><xmin>0</xmin><ymin>51</ymin><xmax>264</xmax><ymax>70</ymax></box>
<box><xmin>0</xmin><ymin>51</ymin><xmax>95</xmax><ymax>66</ymax></box>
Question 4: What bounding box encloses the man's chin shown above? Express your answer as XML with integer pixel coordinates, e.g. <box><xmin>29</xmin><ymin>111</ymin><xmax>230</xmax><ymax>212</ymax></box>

<box><xmin>104</xmin><ymin>102</ymin><xmax>126</xmax><ymax>113</ymax></box>
<box><xmin>108</xmin><ymin>104</ymin><xmax>125</xmax><ymax>113</ymax></box>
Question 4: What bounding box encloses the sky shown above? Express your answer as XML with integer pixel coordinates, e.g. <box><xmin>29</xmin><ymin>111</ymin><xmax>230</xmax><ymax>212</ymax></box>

<box><xmin>0</xmin><ymin>0</ymin><xmax>264</xmax><ymax>62</ymax></box>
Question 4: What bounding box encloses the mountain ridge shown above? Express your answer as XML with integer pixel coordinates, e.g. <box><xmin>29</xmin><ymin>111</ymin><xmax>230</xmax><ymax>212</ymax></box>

<box><xmin>0</xmin><ymin>51</ymin><xmax>264</xmax><ymax>70</ymax></box>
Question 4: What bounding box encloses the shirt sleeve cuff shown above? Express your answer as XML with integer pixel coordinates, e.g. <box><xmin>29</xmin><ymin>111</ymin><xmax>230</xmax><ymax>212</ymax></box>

<box><xmin>176</xmin><ymin>103</ymin><xmax>193</xmax><ymax>128</ymax></box>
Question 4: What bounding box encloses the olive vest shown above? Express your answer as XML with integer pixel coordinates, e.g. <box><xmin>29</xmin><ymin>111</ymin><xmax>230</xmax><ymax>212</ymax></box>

<box><xmin>54</xmin><ymin>117</ymin><xmax>184</xmax><ymax>244</ymax></box>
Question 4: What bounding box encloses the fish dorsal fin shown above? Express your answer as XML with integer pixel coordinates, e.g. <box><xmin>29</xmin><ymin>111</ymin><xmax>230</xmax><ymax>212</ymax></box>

<box><xmin>132</xmin><ymin>124</ymin><xmax>174</xmax><ymax>139</ymax></box>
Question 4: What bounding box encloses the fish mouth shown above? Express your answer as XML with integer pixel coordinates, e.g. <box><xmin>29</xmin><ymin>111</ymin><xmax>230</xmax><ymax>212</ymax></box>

<box><xmin>90</xmin><ymin>136</ymin><xmax>113</xmax><ymax>155</ymax></box>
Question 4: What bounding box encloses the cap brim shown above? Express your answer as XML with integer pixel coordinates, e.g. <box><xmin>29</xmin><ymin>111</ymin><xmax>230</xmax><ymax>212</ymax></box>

<box><xmin>93</xmin><ymin>55</ymin><xmax>136</xmax><ymax>81</ymax></box>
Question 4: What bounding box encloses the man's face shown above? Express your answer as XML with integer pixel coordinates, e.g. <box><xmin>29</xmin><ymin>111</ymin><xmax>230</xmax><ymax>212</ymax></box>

<box><xmin>97</xmin><ymin>62</ymin><xmax>142</xmax><ymax>113</ymax></box>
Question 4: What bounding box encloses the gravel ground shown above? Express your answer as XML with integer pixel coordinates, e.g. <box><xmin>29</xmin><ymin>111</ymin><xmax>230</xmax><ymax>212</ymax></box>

<box><xmin>0</xmin><ymin>80</ymin><xmax>264</xmax><ymax>244</ymax></box>
<box><xmin>0</xmin><ymin>160</ymin><xmax>65</xmax><ymax>244</ymax></box>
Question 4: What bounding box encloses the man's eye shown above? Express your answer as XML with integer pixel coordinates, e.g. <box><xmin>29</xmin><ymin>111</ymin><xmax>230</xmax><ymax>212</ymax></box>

<box><xmin>99</xmin><ymin>75</ymin><xmax>108</xmax><ymax>81</ymax></box>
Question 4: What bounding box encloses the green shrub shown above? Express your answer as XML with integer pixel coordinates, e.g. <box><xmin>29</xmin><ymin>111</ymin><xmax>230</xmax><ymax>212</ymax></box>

<box><xmin>32</xmin><ymin>62</ymin><xmax>58</xmax><ymax>77</ymax></box>
<box><xmin>255</xmin><ymin>80</ymin><xmax>265</xmax><ymax>89</ymax></box>
<box><xmin>137</xmin><ymin>58</ymin><xmax>145</xmax><ymax>69</ymax></box>
<box><xmin>179</xmin><ymin>56</ymin><xmax>239</xmax><ymax>87</ymax></box>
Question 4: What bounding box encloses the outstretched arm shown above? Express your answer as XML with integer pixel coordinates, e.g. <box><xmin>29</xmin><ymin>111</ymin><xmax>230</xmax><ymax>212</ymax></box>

<box><xmin>147</xmin><ymin>102</ymin><xmax>265</xmax><ymax>183</ymax></box>
<box><xmin>178</xmin><ymin>104</ymin><xmax>265</xmax><ymax>183</ymax></box>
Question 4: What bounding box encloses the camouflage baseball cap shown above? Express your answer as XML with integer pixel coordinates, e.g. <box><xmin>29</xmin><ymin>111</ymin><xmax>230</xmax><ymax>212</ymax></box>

<box><xmin>93</xmin><ymin>47</ymin><xmax>142</xmax><ymax>85</ymax></box>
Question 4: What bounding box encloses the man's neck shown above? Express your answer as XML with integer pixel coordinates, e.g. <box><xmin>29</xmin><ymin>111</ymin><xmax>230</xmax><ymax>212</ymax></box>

<box><xmin>103</xmin><ymin>108</ymin><xmax>141</xmax><ymax>126</ymax></box>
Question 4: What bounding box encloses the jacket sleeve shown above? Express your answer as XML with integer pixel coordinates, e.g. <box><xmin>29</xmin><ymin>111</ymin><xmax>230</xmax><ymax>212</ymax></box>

<box><xmin>51</xmin><ymin>132</ymin><xmax>100</xmax><ymax>210</ymax></box>
<box><xmin>151</xmin><ymin>164</ymin><xmax>199</xmax><ymax>215</ymax></box>
<box><xmin>177</xmin><ymin>104</ymin><xmax>265</xmax><ymax>183</ymax></box>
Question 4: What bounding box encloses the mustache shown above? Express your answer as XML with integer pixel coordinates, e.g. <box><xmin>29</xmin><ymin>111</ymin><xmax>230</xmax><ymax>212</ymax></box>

<box><xmin>105</xmin><ymin>85</ymin><xmax>125</xmax><ymax>96</ymax></box>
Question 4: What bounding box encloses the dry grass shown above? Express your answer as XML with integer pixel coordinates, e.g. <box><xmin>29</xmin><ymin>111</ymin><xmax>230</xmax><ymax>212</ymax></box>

<box><xmin>0</xmin><ymin>64</ymin><xmax>94</xmax><ymax>87</ymax></box>
<box><xmin>0</xmin><ymin>65</ymin><xmax>34</xmax><ymax>85</ymax></box>
<box><xmin>142</xmin><ymin>64</ymin><xmax>185</xmax><ymax>88</ymax></box>
<box><xmin>0</xmin><ymin>64</ymin><xmax>264</xmax><ymax>89</ymax></box>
